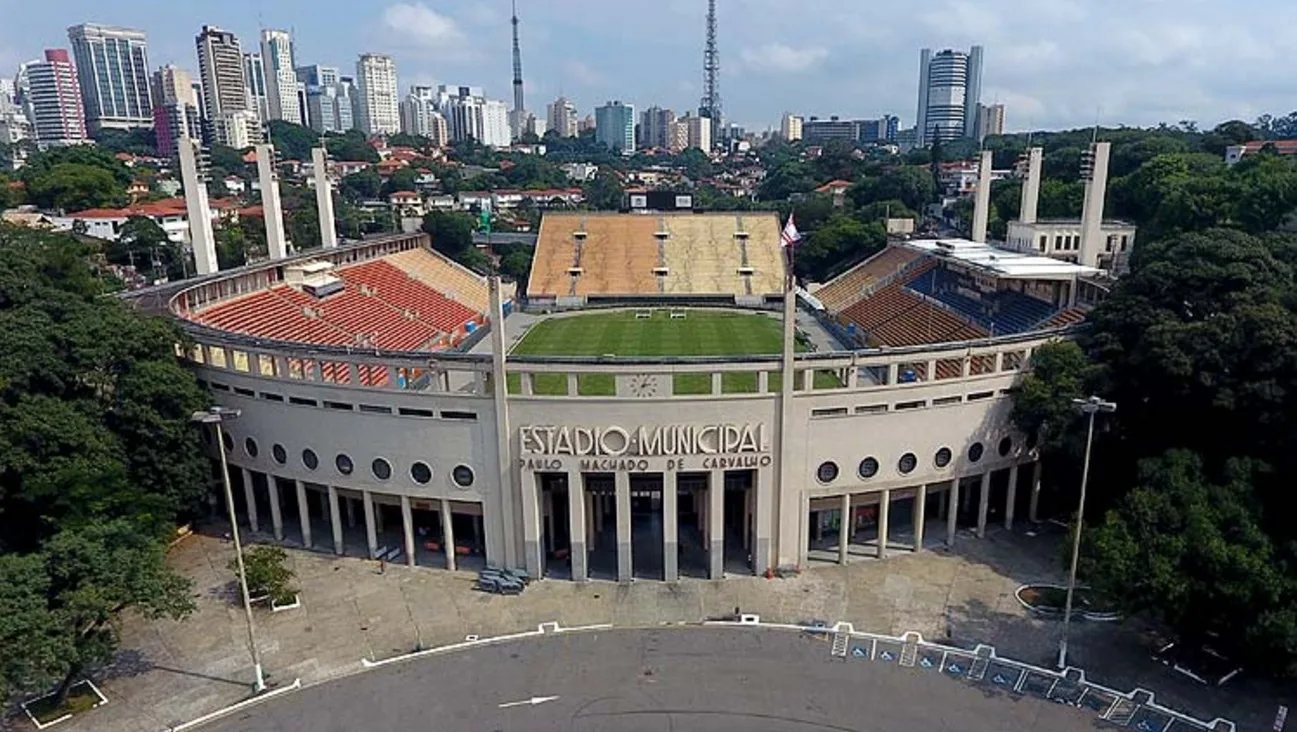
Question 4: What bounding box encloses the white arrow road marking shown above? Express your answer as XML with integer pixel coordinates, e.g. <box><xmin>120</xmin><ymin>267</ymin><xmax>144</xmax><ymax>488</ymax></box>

<box><xmin>498</xmin><ymin>696</ymin><xmax>559</xmax><ymax>709</ymax></box>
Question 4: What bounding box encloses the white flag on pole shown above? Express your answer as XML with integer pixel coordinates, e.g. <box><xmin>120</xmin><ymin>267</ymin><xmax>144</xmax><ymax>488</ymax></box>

<box><xmin>781</xmin><ymin>213</ymin><xmax>802</xmax><ymax>249</ymax></box>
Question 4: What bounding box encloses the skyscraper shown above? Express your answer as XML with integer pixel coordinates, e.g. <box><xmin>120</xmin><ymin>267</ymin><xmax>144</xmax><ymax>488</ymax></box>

<box><xmin>974</xmin><ymin>103</ymin><xmax>1005</xmax><ymax>142</ymax></box>
<box><xmin>355</xmin><ymin>54</ymin><xmax>398</xmax><ymax>135</ymax></box>
<box><xmin>66</xmin><ymin>24</ymin><xmax>152</xmax><ymax>131</ymax></box>
<box><xmin>260</xmin><ymin>30</ymin><xmax>302</xmax><ymax>124</ymax></box>
<box><xmin>195</xmin><ymin>26</ymin><xmax>248</xmax><ymax>121</ymax></box>
<box><xmin>639</xmin><ymin>106</ymin><xmax>675</xmax><ymax>150</ymax></box>
<box><xmin>437</xmin><ymin>85</ymin><xmax>509</xmax><ymax>147</ymax></box>
<box><xmin>152</xmin><ymin>65</ymin><xmax>201</xmax><ymax>157</ymax></box>
<box><xmin>243</xmin><ymin>53</ymin><xmax>268</xmax><ymax>121</ymax></box>
<box><xmin>546</xmin><ymin>96</ymin><xmax>577</xmax><ymax>138</ymax></box>
<box><xmin>26</xmin><ymin>49</ymin><xmax>88</xmax><ymax>149</ymax></box>
<box><xmin>296</xmin><ymin>65</ymin><xmax>338</xmax><ymax>88</ymax></box>
<box><xmin>915</xmin><ymin>45</ymin><xmax>983</xmax><ymax>147</ymax></box>
<box><xmin>780</xmin><ymin>113</ymin><xmax>803</xmax><ymax>142</ymax></box>
<box><xmin>595</xmin><ymin>100</ymin><xmax>634</xmax><ymax>154</ymax></box>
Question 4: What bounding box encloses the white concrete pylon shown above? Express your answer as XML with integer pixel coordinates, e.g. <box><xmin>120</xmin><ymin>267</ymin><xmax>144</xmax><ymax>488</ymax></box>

<box><xmin>255</xmin><ymin>143</ymin><xmax>288</xmax><ymax>259</ymax></box>
<box><xmin>971</xmin><ymin>149</ymin><xmax>993</xmax><ymax>243</ymax></box>
<box><xmin>311</xmin><ymin>147</ymin><xmax>338</xmax><ymax>249</ymax></box>
<box><xmin>1019</xmin><ymin>147</ymin><xmax>1043</xmax><ymax>224</ymax></box>
<box><xmin>177</xmin><ymin>136</ymin><xmax>218</xmax><ymax>275</ymax></box>
<box><xmin>1079</xmin><ymin>141</ymin><xmax>1112</xmax><ymax>269</ymax></box>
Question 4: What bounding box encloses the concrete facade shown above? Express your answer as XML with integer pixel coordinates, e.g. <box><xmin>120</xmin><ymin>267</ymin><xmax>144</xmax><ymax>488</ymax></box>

<box><xmin>167</xmin><ymin>235</ymin><xmax>1054</xmax><ymax>582</ymax></box>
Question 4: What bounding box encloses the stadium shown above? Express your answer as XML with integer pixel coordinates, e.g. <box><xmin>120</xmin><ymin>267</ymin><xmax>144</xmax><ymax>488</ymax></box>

<box><xmin>156</xmin><ymin>149</ymin><xmax>1110</xmax><ymax>584</ymax></box>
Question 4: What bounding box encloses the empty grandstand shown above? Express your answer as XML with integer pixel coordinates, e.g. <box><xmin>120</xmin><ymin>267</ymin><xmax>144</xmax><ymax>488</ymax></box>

<box><xmin>820</xmin><ymin>240</ymin><xmax>1101</xmax><ymax>348</ymax></box>
<box><xmin>527</xmin><ymin>212</ymin><xmax>785</xmax><ymax>302</ymax></box>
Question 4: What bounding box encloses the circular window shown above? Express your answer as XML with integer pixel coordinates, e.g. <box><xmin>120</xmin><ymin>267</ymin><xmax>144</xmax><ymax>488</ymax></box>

<box><xmin>968</xmin><ymin>442</ymin><xmax>984</xmax><ymax>463</ymax></box>
<box><xmin>999</xmin><ymin>436</ymin><xmax>1014</xmax><ymax>457</ymax></box>
<box><xmin>411</xmin><ymin>461</ymin><xmax>433</xmax><ymax>485</ymax></box>
<box><xmin>816</xmin><ymin>461</ymin><xmax>839</xmax><ymax>484</ymax></box>
<box><xmin>244</xmin><ymin>437</ymin><xmax>259</xmax><ymax>458</ymax></box>
<box><xmin>372</xmin><ymin>458</ymin><xmax>392</xmax><ymax>481</ymax></box>
<box><xmin>858</xmin><ymin>457</ymin><xmax>879</xmax><ymax>479</ymax></box>
<box><xmin>302</xmin><ymin>448</ymin><xmax>319</xmax><ymax>470</ymax></box>
<box><xmin>898</xmin><ymin>453</ymin><xmax>918</xmax><ymax>475</ymax></box>
<box><xmin>221</xmin><ymin>431</ymin><xmax>234</xmax><ymax>452</ymax></box>
<box><xmin>336</xmin><ymin>454</ymin><xmax>354</xmax><ymax>475</ymax></box>
<box><xmin>272</xmin><ymin>444</ymin><xmax>287</xmax><ymax>465</ymax></box>
<box><xmin>934</xmin><ymin>447</ymin><xmax>953</xmax><ymax>468</ymax></box>
<box><xmin>452</xmin><ymin>465</ymin><xmax>475</xmax><ymax>488</ymax></box>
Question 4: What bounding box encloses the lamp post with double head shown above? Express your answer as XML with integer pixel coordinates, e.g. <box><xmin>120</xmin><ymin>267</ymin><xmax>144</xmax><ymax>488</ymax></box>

<box><xmin>192</xmin><ymin>406</ymin><xmax>266</xmax><ymax>693</ymax></box>
<box><xmin>1056</xmin><ymin>395</ymin><xmax>1117</xmax><ymax>670</ymax></box>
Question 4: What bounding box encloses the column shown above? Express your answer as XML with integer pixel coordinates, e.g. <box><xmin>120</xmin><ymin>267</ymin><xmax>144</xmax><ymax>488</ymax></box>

<box><xmin>267</xmin><ymin>477</ymin><xmax>284</xmax><ymax>541</ymax></box>
<box><xmin>877</xmin><ymin>489</ymin><xmax>891</xmax><ymax>558</ymax></box>
<box><xmin>327</xmin><ymin>485</ymin><xmax>344</xmax><ymax>555</ymax></box>
<box><xmin>976</xmin><ymin>471</ymin><xmax>991</xmax><ymax>539</ymax></box>
<box><xmin>440</xmin><ymin>499</ymin><xmax>457</xmax><ymax>572</ymax></box>
<box><xmin>946</xmin><ymin>479</ymin><xmax>960</xmax><ymax>546</ymax></box>
<box><xmin>1004</xmin><ymin>464</ymin><xmax>1020</xmax><ymax>531</ymax></box>
<box><xmin>362</xmin><ymin>490</ymin><xmax>378</xmax><ymax>559</ymax></box>
<box><xmin>708</xmin><ymin>471</ymin><xmax>724</xmax><ymax>579</ymax></box>
<box><xmin>400</xmin><ymin>496</ymin><xmax>416</xmax><ymax>567</ymax></box>
<box><xmin>1029</xmin><ymin>461</ymin><xmax>1043</xmax><ymax>523</ymax></box>
<box><xmin>912</xmin><ymin>485</ymin><xmax>927</xmax><ymax>552</ymax></box>
<box><xmin>295</xmin><ymin>481</ymin><xmax>312</xmax><ymax>549</ymax></box>
<box><xmin>663</xmin><ymin>477</ymin><xmax>679</xmax><ymax>582</ymax></box>
<box><xmin>520</xmin><ymin>474</ymin><xmax>542</xmax><ymax>578</ymax></box>
<box><xmin>241</xmin><ymin>468</ymin><xmax>260</xmax><ymax>533</ymax></box>
<box><xmin>615</xmin><ymin>472</ymin><xmax>632</xmax><ymax>582</ymax></box>
<box><xmin>838</xmin><ymin>493</ymin><xmax>851</xmax><ymax>565</ymax></box>
<box><xmin>568</xmin><ymin>473</ymin><xmax>586</xmax><ymax>581</ymax></box>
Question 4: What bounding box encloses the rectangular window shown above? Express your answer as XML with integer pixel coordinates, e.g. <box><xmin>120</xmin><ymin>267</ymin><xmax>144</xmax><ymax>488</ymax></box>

<box><xmin>894</xmin><ymin>400</ymin><xmax>926</xmax><ymax>411</ymax></box>
<box><xmin>289</xmin><ymin>396</ymin><xmax>318</xmax><ymax>407</ymax></box>
<box><xmin>855</xmin><ymin>404</ymin><xmax>888</xmax><ymax>414</ymax></box>
<box><xmin>811</xmin><ymin>407</ymin><xmax>849</xmax><ymax>417</ymax></box>
<box><xmin>398</xmin><ymin>407</ymin><xmax>435</xmax><ymax>418</ymax></box>
<box><xmin>967</xmin><ymin>391</ymin><xmax>995</xmax><ymax>401</ymax></box>
<box><xmin>441</xmin><ymin>411</ymin><xmax>478</xmax><ymax>421</ymax></box>
<box><xmin>260</xmin><ymin>392</ymin><xmax>284</xmax><ymax>402</ymax></box>
<box><xmin>233</xmin><ymin>387</ymin><xmax>255</xmax><ymax>397</ymax></box>
<box><xmin>324</xmin><ymin>401</ymin><xmax>354</xmax><ymax>411</ymax></box>
<box><xmin>932</xmin><ymin>396</ymin><xmax>962</xmax><ymax>406</ymax></box>
<box><xmin>210</xmin><ymin>382</ymin><xmax>231</xmax><ymax>392</ymax></box>
<box><xmin>1038</xmin><ymin>235</ymin><xmax>1047</xmax><ymax>251</ymax></box>
<box><xmin>1053</xmin><ymin>235</ymin><xmax>1062</xmax><ymax>249</ymax></box>
<box><xmin>359</xmin><ymin>404</ymin><xmax>392</xmax><ymax>414</ymax></box>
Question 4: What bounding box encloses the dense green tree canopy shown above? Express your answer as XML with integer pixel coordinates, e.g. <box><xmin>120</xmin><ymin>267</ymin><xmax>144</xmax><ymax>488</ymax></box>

<box><xmin>325</xmin><ymin>130</ymin><xmax>379</xmax><ymax>164</ymax></box>
<box><xmin>24</xmin><ymin>164</ymin><xmax>126</xmax><ymax>212</ymax></box>
<box><xmin>267</xmin><ymin>120</ymin><xmax>320</xmax><ymax>162</ymax></box>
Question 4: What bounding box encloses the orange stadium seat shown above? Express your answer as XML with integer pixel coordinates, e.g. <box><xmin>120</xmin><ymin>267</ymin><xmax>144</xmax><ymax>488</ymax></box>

<box><xmin>815</xmin><ymin>247</ymin><xmax>923</xmax><ymax>313</ymax></box>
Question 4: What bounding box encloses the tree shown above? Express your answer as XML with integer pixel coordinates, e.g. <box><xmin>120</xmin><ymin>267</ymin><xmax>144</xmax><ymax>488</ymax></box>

<box><xmin>381</xmin><ymin>167</ymin><xmax>419</xmax><ymax>196</ymax></box>
<box><xmin>794</xmin><ymin>214</ymin><xmax>885</xmax><ymax>282</ymax></box>
<box><xmin>0</xmin><ymin>520</ymin><xmax>195</xmax><ymax>703</ymax></box>
<box><xmin>421</xmin><ymin>210</ymin><xmax>475</xmax><ymax>258</ymax></box>
<box><xmin>340</xmin><ymin>167</ymin><xmax>382</xmax><ymax>201</ymax></box>
<box><xmin>324</xmin><ymin>130</ymin><xmax>379</xmax><ymax>163</ymax></box>
<box><xmin>208</xmin><ymin>145</ymin><xmax>249</xmax><ymax>177</ymax></box>
<box><xmin>91</xmin><ymin>128</ymin><xmax>157</xmax><ymax>157</ymax></box>
<box><xmin>848</xmin><ymin>166</ymin><xmax>936</xmax><ymax>213</ymax></box>
<box><xmin>25</xmin><ymin>164</ymin><xmax>126</xmax><ymax>212</ymax></box>
<box><xmin>267</xmin><ymin>120</ymin><xmax>319</xmax><ymax>161</ymax></box>
<box><xmin>19</xmin><ymin>145</ymin><xmax>131</xmax><ymax>187</ymax></box>
<box><xmin>232</xmin><ymin>545</ymin><xmax>297</xmax><ymax>605</ymax></box>
<box><xmin>584</xmin><ymin>171</ymin><xmax>624</xmax><ymax>211</ymax></box>
<box><xmin>106</xmin><ymin>216</ymin><xmax>183</xmax><ymax>281</ymax></box>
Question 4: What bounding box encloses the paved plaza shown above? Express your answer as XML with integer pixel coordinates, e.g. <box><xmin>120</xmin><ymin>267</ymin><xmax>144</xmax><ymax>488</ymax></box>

<box><xmin>10</xmin><ymin>524</ymin><xmax>1272</xmax><ymax>732</ymax></box>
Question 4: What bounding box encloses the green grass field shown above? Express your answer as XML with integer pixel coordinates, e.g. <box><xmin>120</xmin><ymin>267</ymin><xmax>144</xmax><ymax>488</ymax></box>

<box><xmin>509</xmin><ymin>309</ymin><xmax>838</xmax><ymax>395</ymax></box>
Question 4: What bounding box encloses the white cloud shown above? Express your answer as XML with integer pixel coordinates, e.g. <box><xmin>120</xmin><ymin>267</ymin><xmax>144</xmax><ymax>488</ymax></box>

<box><xmin>380</xmin><ymin>3</ymin><xmax>466</xmax><ymax>47</ymax></box>
<box><xmin>738</xmin><ymin>43</ymin><xmax>828</xmax><ymax>74</ymax></box>
<box><xmin>563</xmin><ymin>60</ymin><xmax>606</xmax><ymax>88</ymax></box>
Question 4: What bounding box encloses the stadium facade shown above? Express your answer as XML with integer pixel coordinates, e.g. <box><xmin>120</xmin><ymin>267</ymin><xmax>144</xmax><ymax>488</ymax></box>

<box><xmin>156</xmin><ymin>144</ymin><xmax>1116</xmax><ymax>583</ymax></box>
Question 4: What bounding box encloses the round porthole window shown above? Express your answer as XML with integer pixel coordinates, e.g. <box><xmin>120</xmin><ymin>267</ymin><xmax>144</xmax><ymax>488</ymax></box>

<box><xmin>221</xmin><ymin>431</ymin><xmax>234</xmax><ymax>452</ymax></box>
<box><xmin>816</xmin><ymin>461</ymin><xmax>839</xmax><ymax>484</ymax></box>
<box><xmin>272</xmin><ymin>444</ymin><xmax>287</xmax><ymax>465</ymax></box>
<box><xmin>372</xmin><ymin>458</ymin><xmax>392</xmax><ymax>481</ymax></box>
<box><xmin>858</xmin><ymin>457</ymin><xmax>879</xmax><ymax>479</ymax></box>
<box><xmin>968</xmin><ymin>442</ymin><xmax>984</xmax><ymax>463</ymax></box>
<box><xmin>898</xmin><ymin>453</ymin><xmax>918</xmax><ymax>474</ymax></box>
<box><xmin>999</xmin><ymin>436</ymin><xmax>1014</xmax><ymax>457</ymax></box>
<box><xmin>934</xmin><ymin>447</ymin><xmax>953</xmax><ymax>468</ymax></box>
<box><xmin>452</xmin><ymin>465</ymin><xmax>475</xmax><ymax>488</ymax></box>
<box><xmin>411</xmin><ymin>461</ymin><xmax>433</xmax><ymax>485</ymax></box>
<box><xmin>336</xmin><ymin>454</ymin><xmax>354</xmax><ymax>475</ymax></box>
<box><xmin>302</xmin><ymin>448</ymin><xmax>319</xmax><ymax>470</ymax></box>
<box><xmin>244</xmin><ymin>437</ymin><xmax>259</xmax><ymax>458</ymax></box>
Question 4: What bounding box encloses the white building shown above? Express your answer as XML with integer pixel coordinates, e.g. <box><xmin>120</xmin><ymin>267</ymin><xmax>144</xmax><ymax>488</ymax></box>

<box><xmin>243</xmin><ymin>53</ymin><xmax>268</xmax><ymax>121</ymax></box>
<box><xmin>683</xmin><ymin>113</ymin><xmax>712</xmax><ymax>152</ymax></box>
<box><xmin>546</xmin><ymin>96</ymin><xmax>577</xmax><ymax>138</ymax></box>
<box><xmin>260</xmin><ymin>30</ymin><xmax>302</xmax><ymax>125</ymax></box>
<box><xmin>915</xmin><ymin>45</ymin><xmax>983</xmax><ymax>147</ymax></box>
<box><xmin>399</xmin><ymin>94</ymin><xmax>449</xmax><ymax>146</ymax></box>
<box><xmin>439</xmin><ymin>86</ymin><xmax>510</xmax><ymax>147</ymax></box>
<box><xmin>26</xmin><ymin>49</ymin><xmax>89</xmax><ymax>149</ymax></box>
<box><xmin>196</xmin><ymin>26</ymin><xmax>248</xmax><ymax>123</ymax></box>
<box><xmin>780</xmin><ymin>113</ymin><xmax>803</xmax><ymax>142</ymax></box>
<box><xmin>355</xmin><ymin>54</ymin><xmax>399</xmax><ymax>135</ymax></box>
<box><xmin>212</xmin><ymin>109</ymin><xmax>263</xmax><ymax>148</ymax></box>
<box><xmin>66</xmin><ymin>24</ymin><xmax>153</xmax><ymax>132</ymax></box>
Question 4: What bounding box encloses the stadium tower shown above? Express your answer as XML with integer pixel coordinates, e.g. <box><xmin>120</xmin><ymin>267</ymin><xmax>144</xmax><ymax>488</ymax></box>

<box><xmin>699</xmin><ymin>0</ymin><xmax>721</xmax><ymax>127</ymax></box>
<box><xmin>511</xmin><ymin>0</ymin><xmax>524</xmax><ymax>118</ymax></box>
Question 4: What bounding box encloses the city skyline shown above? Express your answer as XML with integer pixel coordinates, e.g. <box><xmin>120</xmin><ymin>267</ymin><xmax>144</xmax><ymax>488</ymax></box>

<box><xmin>0</xmin><ymin>0</ymin><xmax>1292</xmax><ymax>134</ymax></box>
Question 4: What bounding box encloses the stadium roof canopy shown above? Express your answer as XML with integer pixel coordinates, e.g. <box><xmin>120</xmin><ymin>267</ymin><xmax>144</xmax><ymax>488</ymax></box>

<box><xmin>903</xmin><ymin>238</ymin><xmax>1101</xmax><ymax>280</ymax></box>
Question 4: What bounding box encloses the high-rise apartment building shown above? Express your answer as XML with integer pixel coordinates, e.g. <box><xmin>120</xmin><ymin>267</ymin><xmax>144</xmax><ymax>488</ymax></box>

<box><xmin>780</xmin><ymin>113</ymin><xmax>803</xmax><ymax>142</ymax></box>
<box><xmin>243</xmin><ymin>53</ymin><xmax>268</xmax><ymax>121</ymax></box>
<box><xmin>296</xmin><ymin>65</ymin><xmax>338</xmax><ymax>88</ymax></box>
<box><xmin>546</xmin><ymin>96</ymin><xmax>577</xmax><ymax>138</ymax></box>
<box><xmin>355</xmin><ymin>54</ymin><xmax>399</xmax><ymax>135</ymax></box>
<box><xmin>436</xmin><ymin>86</ymin><xmax>509</xmax><ymax>147</ymax></box>
<box><xmin>151</xmin><ymin>65</ymin><xmax>201</xmax><ymax>157</ymax></box>
<box><xmin>639</xmin><ymin>106</ymin><xmax>675</xmax><ymax>150</ymax></box>
<box><xmin>683</xmin><ymin>113</ymin><xmax>712</xmax><ymax>152</ymax></box>
<box><xmin>595</xmin><ymin>101</ymin><xmax>634</xmax><ymax>154</ymax></box>
<box><xmin>399</xmin><ymin>89</ymin><xmax>448</xmax><ymax>145</ymax></box>
<box><xmin>974</xmin><ymin>103</ymin><xmax>1005</xmax><ymax>142</ymax></box>
<box><xmin>297</xmin><ymin>65</ymin><xmax>350</xmax><ymax>133</ymax></box>
<box><xmin>915</xmin><ymin>45</ymin><xmax>983</xmax><ymax>147</ymax></box>
<box><xmin>260</xmin><ymin>30</ymin><xmax>302</xmax><ymax>124</ymax></box>
<box><xmin>27</xmin><ymin>49</ymin><xmax>88</xmax><ymax>149</ymax></box>
<box><xmin>196</xmin><ymin>26</ymin><xmax>248</xmax><ymax>121</ymax></box>
<box><xmin>66</xmin><ymin>24</ymin><xmax>152</xmax><ymax>132</ymax></box>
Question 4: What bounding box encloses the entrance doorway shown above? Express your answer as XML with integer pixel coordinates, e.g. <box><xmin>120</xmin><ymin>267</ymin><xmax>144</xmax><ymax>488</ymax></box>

<box><xmin>630</xmin><ymin>473</ymin><xmax>664</xmax><ymax>580</ymax></box>
<box><xmin>584</xmin><ymin>474</ymin><xmax>617</xmax><ymax>581</ymax></box>
<box><xmin>537</xmin><ymin>473</ymin><xmax>573</xmax><ymax>579</ymax></box>
<box><xmin>723</xmin><ymin>470</ymin><xmax>755</xmax><ymax>574</ymax></box>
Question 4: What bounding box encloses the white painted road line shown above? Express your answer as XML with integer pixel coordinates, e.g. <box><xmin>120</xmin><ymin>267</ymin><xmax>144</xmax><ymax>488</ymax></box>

<box><xmin>498</xmin><ymin>696</ymin><xmax>559</xmax><ymax>709</ymax></box>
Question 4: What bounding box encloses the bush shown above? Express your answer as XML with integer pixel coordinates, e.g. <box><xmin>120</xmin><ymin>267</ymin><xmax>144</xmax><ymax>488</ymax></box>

<box><xmin>230</xmin><ymin>545</ymin><xmax>296</xmax><ymax>605</ymax></box>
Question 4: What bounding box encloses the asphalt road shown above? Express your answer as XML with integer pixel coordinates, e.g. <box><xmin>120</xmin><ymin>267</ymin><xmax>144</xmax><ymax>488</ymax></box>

<box><xmin>202</xmin><ymin>627</ymin><xmax>1099</xmax><ymax>732</ymax></box>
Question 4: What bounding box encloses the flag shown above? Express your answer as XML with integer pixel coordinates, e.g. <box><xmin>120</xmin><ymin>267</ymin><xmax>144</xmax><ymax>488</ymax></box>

<box><xmin>780</xmin><ymin>214</ymin><xmax>802</xmax><ymax>249</ymax></box>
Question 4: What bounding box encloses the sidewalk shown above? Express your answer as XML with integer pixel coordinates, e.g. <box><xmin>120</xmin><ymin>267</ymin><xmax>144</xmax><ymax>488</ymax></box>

<box><xmin>33</xmin><ymin>524</ymin><xmax>1272</xmax><ymax>732</ymax></box>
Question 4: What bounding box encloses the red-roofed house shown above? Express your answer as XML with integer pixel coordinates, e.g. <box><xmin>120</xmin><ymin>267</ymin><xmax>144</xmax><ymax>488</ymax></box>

<box><xmin>1225</xmin><ymin>139</ymin><xmax>1297</xmax><ymax>165</ymax></box>
<box><xmin>815</xmin><ymin>179</ymin><xmax>853</xmax><ymax>207</ymax></box>
<box><xmin>388</xmin><ymin>190</ymin><xmax>424</xmax><ymax>216</ymax></box>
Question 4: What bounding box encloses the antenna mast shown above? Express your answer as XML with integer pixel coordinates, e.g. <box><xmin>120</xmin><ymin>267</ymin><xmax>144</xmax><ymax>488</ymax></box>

<box><xmin>700</xmin><ymin>0</ymin><xmax>721</xmax><ymax>125</ymax></box>
<box><xmin>511</xmin><ymin>0</ymin><xmax>525</xmax><ymax>114</ymax></box>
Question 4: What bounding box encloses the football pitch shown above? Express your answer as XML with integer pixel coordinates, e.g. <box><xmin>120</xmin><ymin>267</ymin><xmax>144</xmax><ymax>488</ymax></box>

<box><xmin>509</xmin><ymin>309</ymin><xmax>837</xmax><ymax>395</ymax></box>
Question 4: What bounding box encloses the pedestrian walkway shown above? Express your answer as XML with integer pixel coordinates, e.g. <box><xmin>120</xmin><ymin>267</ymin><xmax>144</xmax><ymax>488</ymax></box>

<box><xmin>44</xmin><ymin>524</ymin><xmax>1273</xmax><ymax>732</ymax></box>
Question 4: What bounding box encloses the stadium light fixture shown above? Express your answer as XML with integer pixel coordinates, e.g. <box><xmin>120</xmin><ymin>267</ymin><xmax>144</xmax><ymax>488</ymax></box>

<box><xmin>191</xmin><ymin>406</ymin><xmax>266</xmax><ymax>693</ymax></box>
<box><xmin>1057</xmin><ymin>396</ymin><xmax>1117</xmax><ymax>670</ymax></box>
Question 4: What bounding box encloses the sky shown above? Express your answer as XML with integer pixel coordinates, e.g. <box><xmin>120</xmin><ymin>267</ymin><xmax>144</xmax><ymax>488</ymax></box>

<box><xmin>1</xmin><ymin>0</ymin><xmax>1294</xmax><ymax>133</ymax></box>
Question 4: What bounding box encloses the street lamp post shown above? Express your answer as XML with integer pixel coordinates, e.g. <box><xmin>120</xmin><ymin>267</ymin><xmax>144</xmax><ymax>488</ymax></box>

<box><xmin>1057</xmin><ymin>395</ymin><xmax>1117</xmax><ymax>670</ymax></box>
<box><xmin>192</xmin><ymin>406</ymin><xmax>266</xmax><ymax>693</ymax></box>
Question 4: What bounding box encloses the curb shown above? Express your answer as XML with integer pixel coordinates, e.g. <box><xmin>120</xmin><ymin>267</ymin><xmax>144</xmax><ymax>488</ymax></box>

<box><xmin>163</xmin><ymin>678</ymin><xmax>301</xmax><ymax>732</ymax></box>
